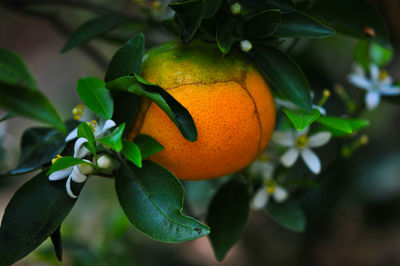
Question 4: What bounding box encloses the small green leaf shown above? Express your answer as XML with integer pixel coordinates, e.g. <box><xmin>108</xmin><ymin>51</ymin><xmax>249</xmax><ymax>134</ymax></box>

<box><xmin>106</xmin><ymin>75</ymin><xmax>197</xmax><ymax>142</ymax></box>
<box><xmin>133</xmin><ymin>134</ymin><xmax>164</xmax><ymax>158</ymax></box>
<box><xmin>238</xmin><ymin>0</ymin><xmax>295</xmax><ymax>14</ymax></box>
<box><xmin>370</xmin><ymin>43</ymin><xmax>393</xmax><ymax>67</ymax></box>
<box><xmin>266</xmin><ymin>201</ymin><xmax>306</xmax><ymax>232</ymax></box>
<box><xmin>283</xmin><ymin>108</ymin><xmax>321</xmax><ymax>131</ymax></box>
<box><xmin>48</xmin><ymin>156</ymin><xmax>91</xmax><ymax>175</ymax></box>
<box><xmin>61</xmin><ymin>14</ymin><xmax>129</xmax><ymax>53</ymax></box>
<box><xmin>253</xmin><ymin>45</ymin><xmax>312</xmax><ymax>111</ymax></box>
<box><xmin>169</xmin><ymin>0</ymin><xmax>204</xmax><ymax>43</ymax></box>
<box><xmin>0</xmin><ymin>112</ymin><xmax>16</xmax><ymax>123</ymax></box>
<box><xmin>207</xmin><ymin>178</ymin><xmax>250</xmax><ymax>261</ymax></box>
<box><xmin>244</xmin><ymin>9</ymin><xmax>281</xmax><ymax>38</ymax></box>
<box><xmin>274</xmin><ymin>11</ymin><xmax>335</xmax><ymax>38</ymax></box>
<box><xmin>104</xmin><ymin>33</ymin><xmax>145</xmax><ymax>82</ymax></box>
<box><xmin>77</xmin><ymin>77</ymin><xmax>113</xmax><ymax>120</ymax></box>
<box><xmin>115</xmin><ymin>160</ymin><xmax>210</xmax><ymax>242</ymax></box>
<box><xmin>122</xmin><ymin>140</ymin><xmax>142</xmax><ymax>168</ymax></box>
<box><xmin>0</xmin><ymin>82</ymin><xmax>66</xmax><ymax>132</ymax></box>
<box><xmin>354</xmin><ymin>40</ymin><xmax>370</xmax><ymax>70</ymax></box>
<box><xmin>216</xmin><ymin>21</ymin><xmax>238</xmax><ymax>55</ymax></box>
<box><xmin>0</xmin><ymin>48</ymin><xmax>37</xmax><ymax>90</ymax></box>
<box><xmin>162</xmin><ymin>18</ymin><xmax>180</xmax><ymax>36</ymax></box>
<box><xmin>0</xmin><ymin>171</ymin><xmax>80</xmax><ymax>265</ymax></box>
<box><xmin>98</xmin><ymin>123</ymin><xmax>125</xmax><ymax>151</ymax></box>
<box><xmin>203</xmin><ymin>0</ymin><xmax>222</xmax><ymax>18</ymax></box>
<box><xmin>0</xmin><ymin>126</ymin><xmax>67</xmax><ymax>177</ymax></box>
<box><xmin>77</xmin><ymin>122</ymin><xmax>96</xmax><ymax>153</ymax></box>
<box><xmin>318</xmin><ymin>117</ymin><xmax>370</xmax><ymax>137</ymax></box>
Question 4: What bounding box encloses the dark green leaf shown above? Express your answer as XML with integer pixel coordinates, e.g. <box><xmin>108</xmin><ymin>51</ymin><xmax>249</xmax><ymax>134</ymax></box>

<box><xmin>238</xmin><ymin>0</ymin><xmax>295</xmax><ymax>14</ymax></box>
<box><xmin>169</xmin><ymin>0</ymin><xmax>204</xmax><ymax>43</ymax></box>
<box><xmin>48</xmin><ymin>156</ymin><xmax>91</xmax><ymax>175</ymax></box>
<box><xmin>122</xmin><ymin>140</ymin><xmax>142</xmax><ymax>167</ymax></box>
<box><xmin>104</xmin><ymin>33</ymin><xmax>145</xmax><ymax>82</ymax></box>
<box><xmin>133</xmin><ymin>134</ymin><xmax>164</xmax><ymax>158</ymax></box>
<box><xmin>77</xmin><ymin>77</ymin><xmax>113</xmax><ymax>120</ymax></box>
<box><xmin>110</xmin><ymin>91</ymin><xmax>140</xmax><ymax>137</ymax></box>
<box><xmin>274</xmin><ymin>11</ymin><xmax>335</xmax><ymax>38</ymax></box>
<box><xmin>216</xmin><ymin>22</ymin><xmax>238</xmax><ymax>55</ymax></box>
<box><xmin>0</xmin><ymin>127</ymin><xmax>66</xmax><ymax>177</ymax></box>
<box><xmin>253</xmin><ymin>45</ymin><xmax>312</xmax><ymax>111</ymax></box>
<box><xmin>115</xmin><ymin>160</ymin><xmax>210</xmax><ymax>242</ymax></box>
<box><xmin>207</xmin><ymin>178</ymin><xmax>250</xmax><ymax>261</ymax></box>
<box><xmin>50</xmin><ymin>227</ymin><xmax>62</xmax><ymax>262</ymax></box>
<box><xmin>0</xmin><ymin>112</ymin><xmax>16</xmax><ymax>122</ymax></box>
<box><xmin>244</xmin><ymin>10</ymin><xmax>281</xmax><ymax>38</ymax></box>
<box><xmin>0</xmin><ymin>48</ymin><xmax>37</xmax><ymax>90</ymax></box>
<box><xmin>283</xmin><ymin>108</ymin><xmax>320</xmax><ymax>131</ymax></box>
<box><xmin>77</xmin><ymin>122</ymin><xmax>96</xmax><ymax>153</ymax></box>
<box><xmin>61</xmin><ymin>14</ymin><xmax>128</xmax><ymax>53</ymax></box>
<box><xmin>98</xmin><ymin>123</ymin><xmax>125</xmax><ymax>152</ymax></box>
<box><xmin>309</xmin><ymin>0</ymin><xmax>391</xmax><ymax>48</ymax></box>
<box><xmin>106</xmin><ymin>75</ymin><xmax>197</xmax><ymax>142</ymax></box>
<box><xmin>0</xmin><ymin>171</ymin><xmax>79</xmax><ymax>265</ymax></box>
<box><xmin>354</xmin><ymin>40</ymin><xmax>370</xmax><ymax>70</ymax></box>
<box><xmin>370</xmin><ymin>43</ymin><xmax>393</xmax><ymax>67</ymax></box>
<box><xmin>0</xmin><ymin>82</ymin><xmax>65</xmax><ymax>132</ymax></box>
<box><xmin>162</xmin><ymin>18</ymin><xmax>180</xmax><ymax>36</ymax></box>
<box><xmin>266</xmin><ymin>201</ymin><xmax>306</xmax><ymax>232</ymax></box>
<box><xmin>203</xmin><ymin>0</ymin><xmax>222</xmax><ymax>18</ymax></box>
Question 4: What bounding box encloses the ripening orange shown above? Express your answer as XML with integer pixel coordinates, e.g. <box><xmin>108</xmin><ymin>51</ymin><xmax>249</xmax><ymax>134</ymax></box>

<box><xmin>128</xmin><ymin>40</ymin><xmax>276</xmax><ymax>180</ymax></box>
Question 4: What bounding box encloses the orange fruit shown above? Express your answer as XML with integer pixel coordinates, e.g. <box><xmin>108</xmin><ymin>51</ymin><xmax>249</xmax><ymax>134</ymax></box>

<box><xmin>128</xmin><ymin>40</ymin><xmax>276</xmax><ymax>180</ymax></box>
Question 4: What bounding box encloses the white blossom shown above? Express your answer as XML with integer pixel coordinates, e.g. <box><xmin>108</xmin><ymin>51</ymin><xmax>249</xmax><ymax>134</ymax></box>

<box><xmin>240</xmin><ymin>40</ymin><xmax>253</xmax><ymax>52</ymax></box>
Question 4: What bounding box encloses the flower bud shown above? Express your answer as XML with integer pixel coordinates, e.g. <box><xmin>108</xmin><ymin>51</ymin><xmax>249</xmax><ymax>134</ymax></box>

<box><xmin>240</xmin><ymin>40</ymin><xmax>252</xmax><ymax>52</ymax></box>
<box><xmin>77</xmin><ymin>161</ymin><xmax>94</xmax><ymax>175</ymax></box>
<box><xmin>97</xmin><ymin>155</ymin><xmax>112</xmax><ymax>169</ymax></box>
<box><xmin>230</xmin><ymin>3</ymin><xmax>241</xmax><ymax>15</ymax></box>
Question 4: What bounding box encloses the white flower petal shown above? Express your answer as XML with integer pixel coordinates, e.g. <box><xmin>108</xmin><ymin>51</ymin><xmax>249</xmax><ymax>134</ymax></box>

<box><xmin>272</xmin><ymin>132</ymin><xmax>295</xmax><ymax>147</ymax></box>
<box><xmin>48</xmin><ymin>167</ymin><xmax>73</xmax><ymax>181</ymax></box>
<box><xmin>308</xmin><ymin>132</ymin><xmax>331</xmax><ymax>148</ymax></box>
<box><xmin>95</xmin><ymin>119</ymin><xmax>116</xmax><ymax>137</ymax></box>
<box><xmin>380</xmin><ymin>86</ymin><xmax>400</xmax><ymax>96</ymax></box>
<box><xmin>251</xmin><ymin>188</ymin><xmax>268</xmax><ymax>210</ymax></box>
<box><xmin>301</xmin><ymin>148</ymin><xmax>321</xmax><ymax>174</ymax></box>
<box><xmin>370</xmin><ymin>64</ymin><xmax>380</xmax><ymax>81</ymax></box>
<box><xmin>348</xmin><ymin>74</ymin><xmax>371</xmax><ymax>90</ymax></box>
<box><xmin>281</xmin><ymin>148</ymin><xmax>299</xmax><ymax>167</ymax></box>
<box><xmin>74</xmin><ymin>137</ymin><xmax>90</xmax><ymax>158</ymax></box>
<box><xmin>70</xmin><ymin>166</ymin><xmax>87</xmax><ymax>183</ymax></box>
<box><xmin>273</xmin><ymin>186</ymin><xmax>289</xmax><ymax>203</ymax></box>
<box><xmin>66</xmin><ymin>175</ymin><xmax>77</xmax><ymax>199</ymax></box>
<box><xmin>312</xmin><ymin>105</ymin><xmax>327</xmax><ymax>116</ymax></box>
<box><xmin>79</xmin><ymin>105</ymin><xmax>96</xmax><ymax>122</ymax></box>
<box><xmin>365</xmin><ymin>91</ymin><xmax>381</xmax><ymax>110</ymax></box>
<box><xmin>65</xmin><ymin>127</ymin><xmax>78</xmax><ymax>142</ymax></box>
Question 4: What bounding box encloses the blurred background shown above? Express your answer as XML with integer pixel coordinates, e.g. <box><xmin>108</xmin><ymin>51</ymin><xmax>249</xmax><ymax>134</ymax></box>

<box><xmin>1</xmin><ymin>0</ymin><xmax>400</xmax><ymax>265</ymax></box>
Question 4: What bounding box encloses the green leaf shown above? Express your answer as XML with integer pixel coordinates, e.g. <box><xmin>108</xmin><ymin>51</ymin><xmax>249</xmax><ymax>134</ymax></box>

<box><xmin>273</xmin><ymin>11</ymin><xmax>335</xmax><ymax>38</ymax></box>
<box><xmin>110</xmin><ymin>91</ymin><xmax>140</xmax><ymax>137</ymax></box>
<box><xmin>61</xmin><ymin>14</ymin><xmax>128</xmax><ymax>53</ymax></box>
<box><xmin>0</xmin><ymin>127</ymin><xmax>66</xmax><ymax>177</ymax></box>
<box><xmin>354</xmin><ymin>40</ymin><xmax>370</xmax><ymax>71</ymax></box>
<box><xmin>266</xmin><ymin>201</ymin><xmax>306</xmax><ymax>232</ymax></box>
<box><xmin>106</xmin><ymin>75</ymin><xmax>197</xmax><ymax>142</ymax></box>
<box><xmin>309</xmin><ymin>0</ymin><xmax>391</xmax><ymax>48</ymax></box>
<box><xmin>48</xmin><ymin>156</ymin><xmax>91</xmax><ymax>175</ymax></box>
<box><xmin>77</xmin><ymin>77</ymin><xmax>113</xmax><ymax>120</ymax></box>
<box><xmin>370</xmin><ymin>43</ymin><xmax>393</xmax><ymax>67</ymax></box>
<box><xmin>253</xmin><ymin>45</ymin><xmax>312</xmax><ymax>111</ymax></box>
<box><xmin>283</xmin><ymin>108</ymin><xmax>320</xmax><ymax>131</ymax></box>
<box><xmin>0</xmin><ymin>112</ymin><xmax>16</xmax><ymax>123</ymax></box>
<box><xmin>104</xmin><ymin>33</ymin><xmax>145</xmax><ymax>82</ymax></box>
<box><xmin>0</xmin><ymin>48</ymin><xmax>37</xmax><ymax>90</ymax></box>
<box><xmin>133</xmin><ymin>134</ymin><xmax>164</xmax><ymax>158</ymax></box>
<box><xmin>238</xmin><ymin>0</ymin><xmax>295</xmax><ymax>14</ymax></box>
<box><xmin>0</xmin><ymin>171</ymin><xmax>80</xmax><ymax>265</ymax></box>
<box><xmin>98</xmin><ymin>123</ymin><xmax>125</xmax><ymax>152</ymax></box>
<box><xmin>50</xmin><ymin>227</ymin><xmax>62</xmax><ymax>262</ymax></box>
<box><xmin>0</xmin><ymin>82</ymin><xmax>66</xmax><ymax>132</ymax></box>
<box><xmin>162</xmin><ymin>18</ymin><xmax>180</xmax><ymax>36</ymax></box>
<box><xmin>77</xmin><ymin>122</ymin><xmax>96</xmax><ymax>153</ymax></box>
<box><xmin>244</xmin><ymin>10</ymin><xmax>281</xmax><ymax>38</ymax></box>
<box><xmin>115</xmin><ymin>160</ymin><xmax>210</xmax><ymax>242</ymax></box>
<box><xmin>122</xmin><ymin>140</ymin><xmax>142</xmax><ymax>168</ymax></box>
<box><xmin>207</xmin><ymin>178</ymin><xmax>250</xmax><ymax>261</ymax></box>
<box><xmin>318</xmin><ymin>117</ymin><xmax>370</xmax><ymax>137</ymax></box>
<box><xmin>216</xmin><ymin>21</ymin><xmax>238</xmax><ymax>55</ymax></box>
<box><xmin>203</xmin><ymin>0</ymin><xmax>222</xmax><ymax>18</ymax></box>
<box><xmin>169</xmin><ymin>0</ymin><xmax>204</xmax><ymax>43</ymax></box>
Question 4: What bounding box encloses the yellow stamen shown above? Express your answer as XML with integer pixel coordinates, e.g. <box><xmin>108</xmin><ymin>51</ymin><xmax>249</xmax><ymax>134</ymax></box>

<box><xmin>259</xmin><ymin>154</ymin><xmax>269</xmax><ymax>161</ymax></box>
<box><xmin>72</xmin><ymin>104</ymin><xmax>84</xmax><ymax>121</ymax></box>
<box><xmin>295</xmin><ymin>135</ymin><xmax>309</xmax><ymax>149</ymax></box>
<box><xmin>265</xmin><ymin>179</ymin><xmax>276</xmax><ymax>194</ymax></box>
<box><xmin>378</xmin><ymin>70</ymin><xmax>388</xmax><ymax>81</ymax></box>
<box><xmin>86</xmin><ymin>120</ymin><xmax>98</xmax><ymax>132</ymax></box>
<box><xmin>52</xmin><ymin>154</ymin><xmax>62</xmax><ymax>164</ymax></box>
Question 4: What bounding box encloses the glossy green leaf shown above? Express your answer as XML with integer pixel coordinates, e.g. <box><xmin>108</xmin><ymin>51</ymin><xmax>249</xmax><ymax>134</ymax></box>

<box><xmin>207</xmin><ymin>178</ymin><xmax>250</xmax><ymax>261</ymax></box>
<box><xmin>283</xmin><ymin>108</ymin><xmax>320</xmax><ymax>131</ymax></box>
<box><xmin>354</xmin><ymin>40</ymin><xmax>370</xmax><ymax>70</ymax></box>
<box><xmin>238</xmin><ymin>0</ymin><xmax>295</xmax><ymax>14</ymax></box>
<box><xmin>104</xmin><ymin>33</ymin><xmax>145</xmax><ymax>82</ymax></box>
<box><xmin>274</xmin><ymin>11</ymin><xmax>335</xmax><ymax>38</ymax></box>
<box><xmin>77</xmin><ymin>77</ymin><xmax>113</xmax><ymax>120</ymax></box>
<box><xmin>0</xmin><ymin>82</ymin><xmax>66</xmax><ymax>132</ymax></box>
<box><xmin>318</xmin><ymin>117</ymin><xmax>370</xmax><ymax>137</ymax></box>
<box><xmin>0</xmin><ymin>48</ymin><xmax>37</xmax><ymax>90</ymax></box>
<box><xmin>203</xmin><ymin>0</ymin><xmax>222</xmax><ymax>18</ymax></box>
<box><xmin>77</xmin><ymin>122</ymin><xmax>96</xmax><ymax>153</ymax></box>
<box><xmin>244</xmin><ymin>9</ymin><xmax>281</xmax><ymax>38</ymax></box>
<box><xmin>50</xmin><ymin>227</ymin><xmax>62</xmax><ymax>262</ymax></box>
<box><xmin>110</xmin><ymin>91</ymin><xmax>139</xmax><ymax>137</ymax></box>
<box><xmin>253</xmin><ymin>45</ymin><xmax>312</xmax><ymax>111</ymax></box>
<box><xmin>106</xmin><ymin>75</ymin><xmax>197</xmax><ymax>142</ymax></box>
<box><xmin>309</xmin><ymin>0</ymin><xmax>391</xmax><ymax>48</ymax></box>
<box><xmin>216</xmin><ymin>22</ymin><xmax>238</xmax><ymax>55</ymax></box>
<box><xmin>122</xmin><ymin>140</ymin><xmax>142</xmax><ymax>168</ymax></box>
<box><xmin>266</xmin><ymin>201</ymin><xmax>306</xmax><ymax>232</ymax></box>
<box><xmin>47</xmin><ymin>156</ymin><xmax>91</xmax><ymax>175</ymax></box>
<box><xmin>0</xmin><ymin>127</ymin><xmax>66</xmax><ymax>177</ymax></box>
<box><xmin>98</xmin><ymin>123</ymin><xmax>125</xmax><ymax>152</ymax></box>
<box><xmin>0</xmin><ymin>171</ymin><xmax>79</xmax><ymax>266</ymax></box>
<box><xmin>133</xmin><ymin>134</ymin><xmax>164</xmax><ymax>158</ymax></box>
<box><xmin>370</xmin><ymin>43</ymin><xmax>393</xmax><ymax>67</ymax></box>
<box><xmin>162</xmin><ymin>18</ymin><xmax>180</xmax><ymax>36</ymax></box>
<box><xmin>169</xmin><ymin>0</ymin><xmax>204</xmax><ymax>43</ymax></box>
<box><xmin>61</xmin><ymin>14</ymin><xmax>128</xmax><ymax>53</ymax></box>
<box><xmin>115</xmin><ymin>160</ymin><xmax>210</xmax><ymax>242</ymax></box>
